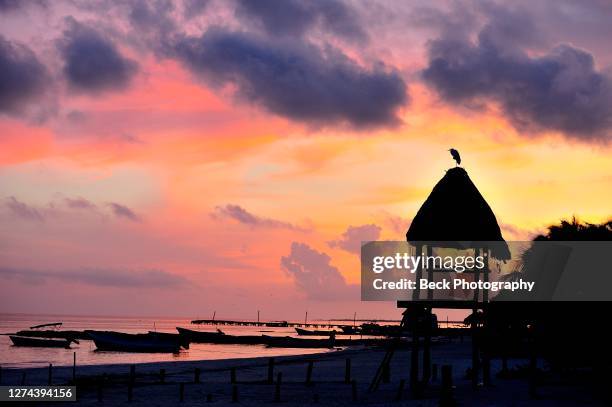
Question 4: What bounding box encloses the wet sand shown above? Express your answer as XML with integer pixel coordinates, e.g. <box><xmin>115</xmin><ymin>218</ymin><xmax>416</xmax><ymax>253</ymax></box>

<box><xmin>1</xmin><ymin>341</ymin><xmax>604</xmax><ymax>406</ymax></box>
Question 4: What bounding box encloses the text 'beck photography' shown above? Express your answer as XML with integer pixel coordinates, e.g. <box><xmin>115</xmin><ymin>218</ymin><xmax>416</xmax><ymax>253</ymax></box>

<box><xmin>0</xmin><ymin>0</ymin><xmax>611</xmax><ymax>406</ymax></box>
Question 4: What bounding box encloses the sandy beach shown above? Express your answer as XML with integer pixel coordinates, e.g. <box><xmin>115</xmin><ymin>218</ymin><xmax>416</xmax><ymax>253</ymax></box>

<box><xmin>1</xmin><ymin>340</ymin><xmax>605</xmax><ymax>406</ymax></box>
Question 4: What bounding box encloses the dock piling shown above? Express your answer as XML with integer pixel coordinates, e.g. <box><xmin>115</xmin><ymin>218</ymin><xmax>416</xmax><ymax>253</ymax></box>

<box><xmin>382</xmin><ymin>361</ymin><xmax>390</xmax><ymax>383</ymax></box>
<box><xmin>232</xmin><ymin>385</ymin><xmax>238</xmax><ymax>403</ymax></box>
<box><xmin>48</xmin><ymin>363</ymin><xmax>52</xmax><ymax>385</ymax></box>
<box><xmin>97</xmin><ymin>378</ymin><xmax>103</xmax><ymax>402</ymax></box>
<box><xmin>274</xmin><ymin>372</ymin><xmax>282</xmax><ymax>402</ymax></box>
<box><xmin>395</xmin><ymin>379</ymin><xmax>406</xmax><ymax>401</ymax></box>
<box><xmin>230</xmin><ymin>367</ymin><xmax>236</xmax><ymax>384</ymax></box>
<box><xmin>160</xmin><ymin>368</ymin><xmax>166</xmax><ymax>384</ymax></box>
<box><xmin>127</xmin><ymin>382</ymin><xmax>133</xmax><ymax>402</ymax></box>
<box><xmin>21</xmin><ymin>372</ymin><xmax>26</xmax><ymax>385</ymax></box>
<box><xmin>72</xmin><ymin>352</ymin><xmax>76</xmax><ymax>382</ymax></box>
<box><xmin>306</xmin><ymin>360</ymin><xmax>313</xmax><ymax>385</ymax></box>
<box><xmin>432</xmin><ymin>363</ymin><xmax>438</xmax><ymax>381</ymax></box>
<box><xmin>351</xmin><ymin>379</ymin><xmax>357</xmax><ymax>402</ymax></box>
<box><xmin>440</xmin><ymin>365</ymin><xmax>454</xmax><ymax>407</ymax></box>
<box><xmin>268</xmin><ymin>358</ymin><xmax>275</xmax><ymax>384</ymax></box>
<box><xmin>194</xmin><ymin>367</ymin><xmax>200</xmax><ymax>383</ymax></box>
<box><xmin>179</xmin><ymin>383</ymin><xmax>184</xmax><ymax>402</ymax></box>
<box><xmin>345</xmin><ymin>358</ymin><xmax>351</xmax><ymax>384</ymax></box>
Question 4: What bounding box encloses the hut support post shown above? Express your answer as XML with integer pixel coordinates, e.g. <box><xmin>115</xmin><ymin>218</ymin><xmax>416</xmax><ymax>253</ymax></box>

<box><xmin>422</xmin><ymin>306</ymin><xmax>432</xmax><ymax>385</ymax></box>
<box><xmin>410</xmin><ymin>305</ymin><xmax>422</xmax><ymax>398</ymax></box>
<box><xmin>412</xmin><ymin>244</ymin><xmax>423</xmax><ymax>301</ymax></box>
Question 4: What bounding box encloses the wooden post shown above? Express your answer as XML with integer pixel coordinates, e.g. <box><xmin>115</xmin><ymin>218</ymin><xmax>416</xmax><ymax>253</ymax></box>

<box><xmin>345</xmin><ymin>358</ymin><xmax>351</xmax><ymax>384</ymax></box>
<box><xmin>413</xmin><ymin>244</ymin><xmax>423</xmax><ymax>300</ymax></box>
<box><xmin>97</xmin><ymin>379</ymin><xmax>103</xmax><ymax>402</ymax></box>
<box><xmin>127</xmin><ymin>382</ymin><xmax>133</xmax><ymax>402</ymax></box>
<box><xmin>306</xmin><ymin>360</ymin><xmax>313</xmax><ymax>385</ymax></box>
<box><xmin>440</xmin><ymin>365</ymin><xmax>454</xmax><ymax>407</ymax></box>
<box><xmin>382</xmin><ymin>361</ymin><xmax>390</xmax><ymax>383</ymax></box>
<box><xmin>351</xmin><ymin>380</ymin><xmax>357</xmax><ymax>402</ymax></box>
<box><xmin>194</xmin><ymin>368</ymin><xmax>200</xmax><ymax>383</ymax></box>
<box><xmin>529</xmin><ymin>335</ymin><xmax>537</xmax><ymax>398</ymax></box>
<box><xmin>274</xmin><ymin>372</ymin><xmax>282</xmax><ymax>402</ymax></box>
<box><xmin>206</xmin><ymin>393</ymin><xmax>213</xmax><ymax>403</ymax></box>
<box><xmin>232</xmin><ymin>385</ymin><xmax>238</xmax><ymax>403</ymax></box>
<box><xmin>230</xmin><ymin>367</ymin><xmax>236</xmax><ymax>384</ymax></box>
<box><xmin>179</xmin><ymin>383</ymin><xmax>185</xmax><ymax>402</ymax></box>
<box><xmin>268</xmin><ymin>358</ymin><xmax>275</xmax><ymax>384</ymax></box>
<box><xmin>128</xmin><ymin>364</ymin><xmax>135</xmax><ymax>402</ymax></box>
<box><xmin>395</xmin><ymin>379</ymin><xmax>406</xmax><ymax>401</ymax></box>
<box><xmin>423</xmin><ymin>307</ymin><xmax>432</xmax><ymax>384</ymax></box>
<box><xmin>410</xmin><ymin>309</ymin><xmax>420</xmax><ymax>392</ymax></box>
<box><xmin>160</xmin><ymin>368</ymin><xmax>166</xmax><ymax>384</ymax></box>
<box><xmin>470</xmin><ymin>310</ymin><xmax>479</xmax><ymax>389</ymax></box>
<box><xmin>48</xmin><ymin>363</ymin><xmax>52</xmax><ymax>385</ymax></box>
<box><xmin>72</xmin><ymin>352</ymin><xmax>76</xmax><ymax>382</ymax></box>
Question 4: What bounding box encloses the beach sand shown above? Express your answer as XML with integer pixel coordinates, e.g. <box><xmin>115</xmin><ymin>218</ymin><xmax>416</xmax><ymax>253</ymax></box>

<box><xmin>1</xmin><ymin>340</ymin><xmax>604</xmax><ymax>406</ymax></box>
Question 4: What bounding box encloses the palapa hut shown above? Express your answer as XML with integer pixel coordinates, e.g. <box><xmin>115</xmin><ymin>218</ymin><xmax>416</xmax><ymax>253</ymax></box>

<box><xmin>373</xmin><ymin>167</ymin><xmax>510</xmax><ymax>392</ymax></box>
<box><xmin>406</xmin><ymin>167</ymin><xmax>510</xmax><ymax>260</ymax></box>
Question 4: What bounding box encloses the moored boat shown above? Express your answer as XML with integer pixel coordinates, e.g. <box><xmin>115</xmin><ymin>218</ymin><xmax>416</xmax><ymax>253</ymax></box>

<box><xmin>147</xmin><ymin>331</ymin><xmax>190</xmax><ymax>349</ymax></box>
<box><xmin>14</xmin><ymin>330</ymin><xmax>90</xmax><ymax>340</ymax></box>
<box><xmin>10</xmin><ymin>335</ymin><xmax>73</xmax><ymax>348</ymax></box>
<box><xmin>86</xmin><ymin>330</ymin><xmax>181</xmax><ymax>353</ymax></box>
<box><xmin>295</xmin><ymin>327</ymin><xmax>337</xmax><ymax>336</ymax></box>
<box><xmin>262</xmin><ymin>335</ymin><xmax>336</xmax><ymax>348</ymax></box>
<box><xmin>176</xmin><ymin>327</ymin><xmax>264</xmax><ymax>345</ymax></box>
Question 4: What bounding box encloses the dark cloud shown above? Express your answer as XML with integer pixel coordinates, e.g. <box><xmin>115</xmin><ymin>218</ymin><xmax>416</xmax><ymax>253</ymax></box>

<box><xmin>281</xmin><ymin>242</ymin><xmax>357</xmax><ymax>300</ymax></box>
<box><xmin>172</xmin><ymin>28</ymin><xmax>406</xmax><ymax>128</ymax></box>
<box><xmin>183</xmin><ymin>0</ymin><xmax>211</xmax><ymax>18</ymax></box>
<box><xmin>4</xmin><ymin>197</ymin><xmax>44</xmax><ymax>222</ymax></box>
<box><xmin>59</xmin><ymin>19</ymin><xmax>138</xmax><ymax>93</ymax></box>
<box><xmin>235</xmin><ymin>0</ymin><xmax>367</xmax><ymax>43</ymax></box>
<box><xmin>212</xmin><ymin>204</ymin><xmax>305</xmax><ymax>231</ymax></box>
<box><xmin>65</xmin><ymin>197</ymin><xmax>97</xmax><ymax>210</ymax></box>
<box><xmin>328</xmin><ymin>224</ymin><xmax>381</xmax><ymax>254</ymax></box>
<box><xmin>0</xmin><ymin>0</ymin><xmax>47</xmax><ymax>12</ymax></box>
<box><xmin>107</xmin><ymin>202</ymin><xmax>140</xmax><ymax>221</ymax></box>
<box><xmin>128</xmin><ymin>0</ymin><xmax>176</xmax><ymax>36</ymax></box>
<box><xmin>422</xmin><ymin>8</ymin><xmax>612</xmax><ymax>141</ymax></box>
<box><xmin>0</xmin><ymin>267</ymin><xmax>188</xmax><ymax>288</ymax></box>
<box><xmin>0</xmin><ymin>35</ymin><xmax>48</xmax><ymax>116</ymax></box>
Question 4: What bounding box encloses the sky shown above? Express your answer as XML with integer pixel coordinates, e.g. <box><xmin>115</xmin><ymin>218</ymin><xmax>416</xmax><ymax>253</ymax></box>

<box><xmin>0</xmin><ymin>0</ymin><xmax>610</xmax><ymax>320</ymax></box>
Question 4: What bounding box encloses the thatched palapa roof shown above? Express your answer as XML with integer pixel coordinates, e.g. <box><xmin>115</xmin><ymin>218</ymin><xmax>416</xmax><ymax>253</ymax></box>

<box><xmin>406</xmin><ymin>167</ymin><xmax>511</xmax><ymax>260</ymax></box>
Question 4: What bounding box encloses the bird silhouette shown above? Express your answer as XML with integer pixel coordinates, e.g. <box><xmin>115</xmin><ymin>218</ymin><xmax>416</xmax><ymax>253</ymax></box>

<box><xmin>448</xmin><ymin>148</ymin><xmax>461</xmax><ymax>166</ymax></box>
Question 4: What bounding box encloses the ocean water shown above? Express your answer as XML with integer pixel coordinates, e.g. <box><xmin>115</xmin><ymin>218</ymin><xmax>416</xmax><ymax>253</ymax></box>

<box><xmin>0</xmin><ymin>314</ymin><xmax>346</xmax><ymax>368</ymax></box>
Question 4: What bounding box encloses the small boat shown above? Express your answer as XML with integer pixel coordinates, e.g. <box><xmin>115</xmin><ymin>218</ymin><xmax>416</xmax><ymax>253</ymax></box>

<box><xmin>176</xmin><ymin>327</ymin><xmax>264</xmax><ymax>345</ymax></box>
<box><xmin>340</xmin><ymin>326</ymin><xmax>361</xmax><ymax>335</ymax></box>
<box><xmin>86</xmin><ymin>331</ymin><xmax>181</xmax><ymax>353</ymax></box>
<box><xmin>262</xmin><ymin>335</ymin><xmax>336</xmax><ymax>348</ymax></box>
<box><xmin>147</xmin><ymin>331</ymin><xmax>190</xmax><ymax>349</ymax></box>
<box><xmin>14</xmin><ymin>330</ymin><xmax>90</xmax><ymax>340</ymax></box>
<box><xmin>295</xmin><ymin>327</ymin><xmax>337</xmax><ymax>336</ymax></box>
<box><xmin>30</xmin><ymin>322</ymin><xmax>63</xmax><ymax>330</ymax></box>
<box><xmin>10</xmin><ymin>335</ymin><xmax>73</xmax><ymax>348</ymax></box>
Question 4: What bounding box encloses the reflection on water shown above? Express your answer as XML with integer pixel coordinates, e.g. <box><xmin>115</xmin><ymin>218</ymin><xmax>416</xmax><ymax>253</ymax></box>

<box><xmin>0</xmin><ymin>314</ymin><xmax>346</xmax><ymax>368</ymax></box>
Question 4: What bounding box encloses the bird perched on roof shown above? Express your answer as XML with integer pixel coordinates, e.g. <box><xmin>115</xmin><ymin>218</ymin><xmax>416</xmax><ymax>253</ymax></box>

<box><xmin>448</xmin><ymin>148</ymin><xmax>461</xmax><ymax>166</ymax></box>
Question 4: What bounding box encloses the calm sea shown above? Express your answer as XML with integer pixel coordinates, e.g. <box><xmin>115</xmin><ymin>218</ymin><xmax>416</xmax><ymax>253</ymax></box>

<box><xmin>0</xmin><ymin>314</ymin><xmax>343</xmax><ymax>368</ymax></box>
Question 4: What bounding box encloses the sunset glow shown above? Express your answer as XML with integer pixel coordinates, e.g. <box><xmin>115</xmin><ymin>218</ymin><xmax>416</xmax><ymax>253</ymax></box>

<box><xmin>1</xmin><ymin>0</ymin><xmax>610</xmax><ymax>320</ymax></box>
